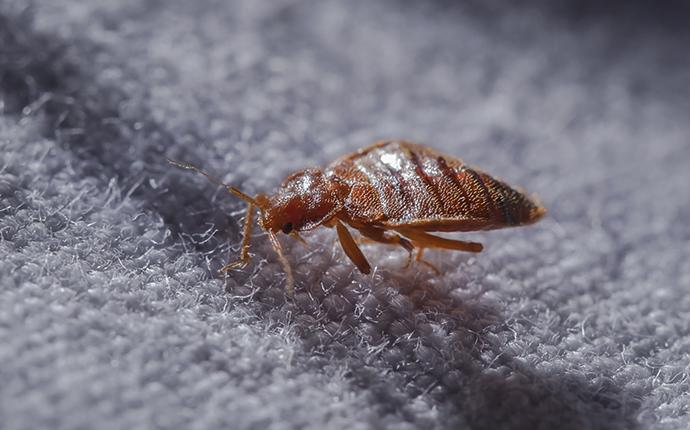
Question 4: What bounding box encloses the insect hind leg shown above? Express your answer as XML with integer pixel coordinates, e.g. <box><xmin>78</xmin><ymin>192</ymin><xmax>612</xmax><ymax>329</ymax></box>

<box><xmin>413</xmin><ymin>248</ymin><xmax>441</xmax><ymax>275</ymax></box>
<box><xmin>395</xmin><ymin>228</ymin><xmax>483</xmax><ymax>253</ymax></box>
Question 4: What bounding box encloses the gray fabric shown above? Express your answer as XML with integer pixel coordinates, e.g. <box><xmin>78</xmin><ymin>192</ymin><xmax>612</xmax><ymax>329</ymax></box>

<box><xmin>1</xmin><ymin>1</ymin><xmax>689</xmax><ymax>429</ymax></box>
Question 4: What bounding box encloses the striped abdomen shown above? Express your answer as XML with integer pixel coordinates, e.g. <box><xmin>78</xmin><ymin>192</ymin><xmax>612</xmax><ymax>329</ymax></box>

<box><xmin>326</xmin><ymin>141</ymin><xmax>545</xmax><ymax>231</ymax></box>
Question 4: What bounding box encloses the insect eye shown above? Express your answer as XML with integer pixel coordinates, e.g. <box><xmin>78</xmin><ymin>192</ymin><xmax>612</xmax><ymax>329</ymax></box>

<box><xmin>281</xmin><ymin>222</ymin><xmax>293</xmax><ymax>234</ymax></box>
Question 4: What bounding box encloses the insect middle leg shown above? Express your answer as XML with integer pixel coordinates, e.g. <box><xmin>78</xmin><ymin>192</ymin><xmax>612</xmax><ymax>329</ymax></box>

<box><xmin>356</xmin><ymin>226</ymin><xmax>414</xmax><ymax>252</ymax></box>
<box><xmin>412</xmin><ymin>248</ymin><xmax>441</xmax><ymax>275</ymax></box>
<box><xmin>335</xmin><ymin>221</ymin><xmax>372</xmax><ymax>274</ymax></box>
<box><xmin>358</xmin><ymin>226</ymin><xmax>443</xmax><ymax>274</ymax></box>
<box><xmin>355</xmin><ymin>225</ymin><xmax>416</xmax><ymax>267</ymax></box>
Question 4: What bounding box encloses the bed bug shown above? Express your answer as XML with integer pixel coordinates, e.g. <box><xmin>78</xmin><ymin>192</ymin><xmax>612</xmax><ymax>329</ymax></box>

<box><xmin>170</xmin><ymin>140</ymin><xmax>545</xmax><ymax>294</ymax></box>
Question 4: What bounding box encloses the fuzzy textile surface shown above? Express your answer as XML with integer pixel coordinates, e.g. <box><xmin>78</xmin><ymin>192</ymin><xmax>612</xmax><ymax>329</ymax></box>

<box><xmin>1</xmin><ymin>1</ymin><xmax>690</xmax><ymax>429</ymax></box>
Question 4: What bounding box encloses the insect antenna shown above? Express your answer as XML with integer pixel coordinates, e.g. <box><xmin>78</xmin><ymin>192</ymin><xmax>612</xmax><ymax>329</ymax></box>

<box><xmin>169</xmin><ymin>158</ymin><xmax>296</xmax><ymax>294</ymax></box>
<box><xmin>167</xmin><ymin>159</ymin><xmax>260</xmax><ymax>208</ymax></box>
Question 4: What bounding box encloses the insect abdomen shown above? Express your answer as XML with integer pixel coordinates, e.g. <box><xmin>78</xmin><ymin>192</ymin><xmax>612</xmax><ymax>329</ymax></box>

<box><xmin>327</xmin><ymin>141</ymin><xmax>544</xmax><ymax>230</ymax></box>
<box><xmin>462</xmin><ymin>167</ymin><xmax>544</xmax><ymax>227</ymax></box>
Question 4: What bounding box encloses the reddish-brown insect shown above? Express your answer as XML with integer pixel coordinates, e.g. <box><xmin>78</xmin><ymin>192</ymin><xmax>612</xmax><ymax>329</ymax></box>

<box><xmin>170</xmin><ymin>140</ymin><xmax>545</xmax><ymax>293</ymax></box>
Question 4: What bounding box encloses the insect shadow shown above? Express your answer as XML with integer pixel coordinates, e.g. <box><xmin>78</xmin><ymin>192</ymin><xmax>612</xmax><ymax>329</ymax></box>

<box><xmin>437</xmin><ymin>346</ymin><xmax>642</xmax><ymax>430</ymax></box>
<box><xmin>382</xmin><ymin>299</ymin><xmax>638</xmax><ymax>429</ymax></box>
<box><xmin>135</xmin><ymin>151</ymin><xmax>638</xmax><ymax>430</ymax></box>
<box><xmin>225</xmin><ymin>244</ymin><xmax>642</xmax><ymax>430</ymax></box>
<box><xmin>159</xmin><ymin>141</ymin><xmax>638</xmax><ymax>429</ymax></box>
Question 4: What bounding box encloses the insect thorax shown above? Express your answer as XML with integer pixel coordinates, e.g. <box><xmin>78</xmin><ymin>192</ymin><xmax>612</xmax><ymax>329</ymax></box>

<box><xmin>261</xmin><ymin>169</ymin><xmax>347</xmax><ymax>233</ymax></box>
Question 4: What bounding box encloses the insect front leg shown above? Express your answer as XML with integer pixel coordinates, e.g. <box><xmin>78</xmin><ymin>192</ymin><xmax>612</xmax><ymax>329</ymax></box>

<box><xmin>220</xmin><ymin>202</ymin><xmax>255</xmax><ymax>273</ymax></box>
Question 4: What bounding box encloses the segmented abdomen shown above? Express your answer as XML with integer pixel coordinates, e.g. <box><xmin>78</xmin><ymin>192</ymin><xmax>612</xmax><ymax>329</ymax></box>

<box><xmin>326</xmin><ymin>141</ymin><xmax>544</xmax><ymax>231</ymax></box>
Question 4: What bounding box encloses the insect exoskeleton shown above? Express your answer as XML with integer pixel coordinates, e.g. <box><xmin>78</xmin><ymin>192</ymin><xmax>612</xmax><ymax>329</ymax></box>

<box><xmin>170</xmin><ymin>140</ymin><xmax>545</xmax><ymax>294</ymax></box>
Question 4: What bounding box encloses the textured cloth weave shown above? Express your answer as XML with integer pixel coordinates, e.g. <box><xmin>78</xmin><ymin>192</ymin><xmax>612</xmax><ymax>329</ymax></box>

<box><xmin>1</xmin><ymin>1</ymin><xmax>690</xmax><ymax>429</ymax></box>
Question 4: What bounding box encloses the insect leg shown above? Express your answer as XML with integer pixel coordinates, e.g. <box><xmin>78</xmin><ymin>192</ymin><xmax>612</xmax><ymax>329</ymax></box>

<box><xmin>220</xmin><ymin>202</ymin><xmax>256</xmax><ymax>272</ymax></box>
<box><xmin>414</xmin><ymin>248</ymin><xmax>441</xmax><ymax>275</ymax></box>
<box><xmin>395</xmin><ymin>228</ymin><xmax>483</xmax><ymax>253</ymax></box>
<box><xmin>355</xmin><ymin>225</ymin><xmax>415</xmax><ymax>268</ymax></box>
<box><xmin>357</xmin><ymin>226</ymin><xmax>441</xmax><ymax>273</ymax></box>
<box><xmin>267</xmin><ymin>230</ymin><xmax>295</xmax><ymax>295</ymax></box>
<box><xmin>289</xmin><ymin>231</ymin><xmax>309</xmax><ymax>247</ymax></box>
<box><xmin>336</xmin><ymin>221</ymin><xmax>372</xmax><ymax>274</ymax></box>
<box><xmin>356</xmin><ymin>226</ymin><xmax>414</xmax><ymax>252</ymax></box>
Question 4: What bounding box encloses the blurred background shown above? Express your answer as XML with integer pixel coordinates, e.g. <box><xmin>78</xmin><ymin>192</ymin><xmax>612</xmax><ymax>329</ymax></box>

<box><xmin>1</xmin><ymin>1</ymin><xmax>689</xmax><ymax>429</ymax></box>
